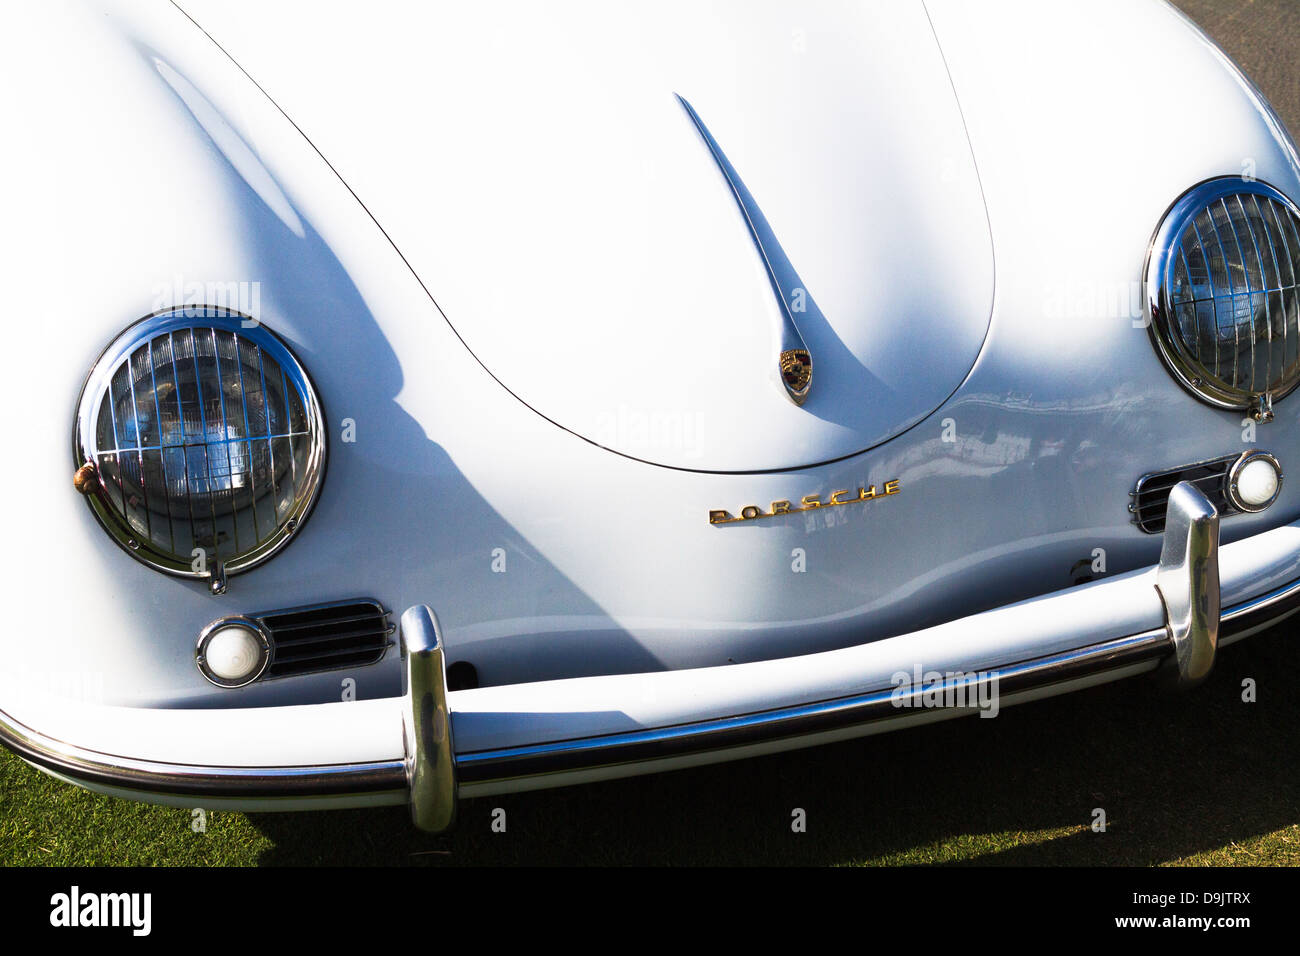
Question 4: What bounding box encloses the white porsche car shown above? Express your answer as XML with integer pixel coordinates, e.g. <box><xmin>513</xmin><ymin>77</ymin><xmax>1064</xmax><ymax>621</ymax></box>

<box><xmin>2</xmin><ymin>0</ymin><xmax>1300</xmax><ymax>833</ymax></box>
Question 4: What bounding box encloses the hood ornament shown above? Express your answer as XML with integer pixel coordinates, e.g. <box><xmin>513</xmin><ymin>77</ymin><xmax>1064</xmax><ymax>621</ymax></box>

<box><xmin>780</xmin><ymin>349</ymin><xmax>813</xmax><ymax>396</ymax></box>
<box><xmin>675</xmin><ymin>93</ymin><xmax>814</xmax><ymax>406</ymax></box>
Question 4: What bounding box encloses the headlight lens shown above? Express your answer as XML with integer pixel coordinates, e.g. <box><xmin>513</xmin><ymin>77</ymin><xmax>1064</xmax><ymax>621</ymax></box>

<box><xmin>1146</xmin><ymin>178</ymin><xmax>1300</xmax><ymax>422</ymax></box>
<box><xmin>74</xmin><ymin>307</ymin><xmax>326</xmax><ymax>592</ymax></box>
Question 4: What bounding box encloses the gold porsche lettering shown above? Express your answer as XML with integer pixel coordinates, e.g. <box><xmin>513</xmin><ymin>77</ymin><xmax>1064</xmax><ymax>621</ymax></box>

<box><xmin>709</xmin><ymin>480</ymin><xmax>901</xmax><ymax>524</ymax></box>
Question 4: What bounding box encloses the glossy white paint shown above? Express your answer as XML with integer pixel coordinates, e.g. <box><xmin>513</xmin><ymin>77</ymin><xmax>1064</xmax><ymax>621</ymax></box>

<box><xmin>176</xmin><ymin>0</ymin><xmax>995</xmax><ymax>473</ymax></box>
<box><xmin>4</xmin><ymin>0</ymin><xmax>1300</xmax><ymax>808</ymax></box>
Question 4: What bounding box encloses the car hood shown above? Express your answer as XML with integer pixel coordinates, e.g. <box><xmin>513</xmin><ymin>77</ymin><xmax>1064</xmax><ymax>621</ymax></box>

<box><xmin>181</xmin><ymin>0</ymin><xmax>993</xmax><ymax>472</ymax></box>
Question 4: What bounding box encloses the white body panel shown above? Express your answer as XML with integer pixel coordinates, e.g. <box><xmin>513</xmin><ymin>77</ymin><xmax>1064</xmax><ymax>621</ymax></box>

<box><xmin>3</xmin><ymin>0</ymin><xmax>1300</xmax><ymax>815</ymax></box>
<box><xmin>176</xmin><ymin>0</ymin><xmax>995</xmax><ymax>473</ymax></box>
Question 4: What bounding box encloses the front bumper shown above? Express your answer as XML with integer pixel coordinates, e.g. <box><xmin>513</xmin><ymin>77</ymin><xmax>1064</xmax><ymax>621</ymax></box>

<box><xmin>4</xmin><ymin>483</ymin><xmax>1300</xmax><ymax>830</ymax></box>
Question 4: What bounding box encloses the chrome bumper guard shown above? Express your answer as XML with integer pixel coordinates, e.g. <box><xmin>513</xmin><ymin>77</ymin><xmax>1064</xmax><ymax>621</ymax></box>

<box><xmin>400</xmin><ymin>605</ymin><xmax>457</xmax><ymax>833</ymax></box>
<box><xmin>2</xmin><ymin>482</ymin><xmax>1295</xmax><ymax>832</ymax></box>
<box><xmin>400</xmin><ymin>481</ymin><xmax>1223</xmax><ymax>830</ymax></box>
<box><xmin>1155</xmin><ymin>481</ymin><xmax>1220</xmax><ymax>687</ymax></box>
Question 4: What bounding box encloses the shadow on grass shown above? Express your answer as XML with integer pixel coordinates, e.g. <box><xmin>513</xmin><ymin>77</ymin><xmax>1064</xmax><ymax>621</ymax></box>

<box><xmin>247</xmin><ymin>621</ymin><xmax>1300</xmax><ymax>865</ymax></box>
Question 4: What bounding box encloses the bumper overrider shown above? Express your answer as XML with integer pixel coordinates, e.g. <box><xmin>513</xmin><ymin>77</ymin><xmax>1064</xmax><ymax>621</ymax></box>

<box><xmin>3</xmin><ymin>482</ymin><xmax>1300</xmax><ymax>831</ymax></box>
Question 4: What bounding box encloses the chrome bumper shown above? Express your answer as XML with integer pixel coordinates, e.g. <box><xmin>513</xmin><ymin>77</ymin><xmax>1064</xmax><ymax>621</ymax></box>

<box><xmin>3</xmin><ymin>482</ymin><xmax>1298</xmax><ymax>830</ymax></box>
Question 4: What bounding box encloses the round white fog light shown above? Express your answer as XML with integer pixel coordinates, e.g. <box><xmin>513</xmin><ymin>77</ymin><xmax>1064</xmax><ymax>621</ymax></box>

<box><xmin>197</xmin><ymin>618</ymin><xmax>271</xmax><ymax>687</ymax></box>
<box><xmin>1228</xmin><ymin>451</ymin><xmax>1283</xmax><ymax>513</ymax></box>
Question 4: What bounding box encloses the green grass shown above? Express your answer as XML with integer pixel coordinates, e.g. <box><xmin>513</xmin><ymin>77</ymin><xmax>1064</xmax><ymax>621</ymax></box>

<box><xmin>3</xmin><ymin>621</ymin><xmax>1299</xmax><ymax>866</ymax></box>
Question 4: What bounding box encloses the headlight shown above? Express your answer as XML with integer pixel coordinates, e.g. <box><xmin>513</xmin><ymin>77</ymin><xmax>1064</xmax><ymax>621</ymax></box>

<box><xmin>73</xmin><ymin>307</ymin><xmax>326</xmax><ymax>593</ymax></box>
<box><xmin>1146</xmin><ymin>178</ymin><xmax>1300</xmax><ymax>422</ymax></box>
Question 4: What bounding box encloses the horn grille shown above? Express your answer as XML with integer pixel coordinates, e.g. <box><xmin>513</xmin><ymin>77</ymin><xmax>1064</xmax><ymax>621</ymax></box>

<box><xmin>260</xmin><ymin>600</ymin><xmax>394</xmax><ymax>679</ymax></box>
<box><xmin>1130</xmin><ymin>455</ymin><xmax>1238</xmax><ymax>534</ymax></box>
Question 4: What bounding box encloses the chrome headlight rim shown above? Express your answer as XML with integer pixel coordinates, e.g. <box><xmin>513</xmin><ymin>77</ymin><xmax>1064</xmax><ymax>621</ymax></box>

<box><xmin>73</xmin><ymin>306</ymin><xmax>327</xmax><ymax>585</ymax></box>
<box><xmin>1145</xmin><ymin>176</ymin><xmax>1300</xmax><ymax>419</ymax></box>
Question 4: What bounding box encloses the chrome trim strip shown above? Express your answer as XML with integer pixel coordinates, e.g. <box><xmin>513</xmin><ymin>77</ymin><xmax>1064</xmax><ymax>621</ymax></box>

<box><xmin>454</xmin><ymin>629</ymin><xmax>1171</xmax><ymax>784</ymax></box>
<box><xmin>674</xmin><ymin>93</ymin><xmax>814</xmax><ymax>406</ymax></box>
<box><xmin>1222</xmin><ymin>574</ymin><xmax>1300</xmax><ymax>631</ymax></box>
<box><xmin>0</xmin><ymin>702</ymin><xmax>406</xmax><ymax>797</ymax></box>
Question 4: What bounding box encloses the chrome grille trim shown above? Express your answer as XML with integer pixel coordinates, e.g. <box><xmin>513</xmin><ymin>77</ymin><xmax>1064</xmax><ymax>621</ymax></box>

<box><xmin>74</xmin><ymin>308</ymin><xmax>326</xmax><ymax>588</ymax></box>
<box><xmin>1147</xmin><ymin>178</ymin><xmax>1300</xmax><ymax>419</ymax></box>
<box><xmin>1131</xmin><ymin>453</ymin><xmax>1240</xmax><ymax>534</ymax></box>
<box><xmin>254</xmin><ymin>599</ymin><xmax>395</xmax><ymax>680</ymax></box>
